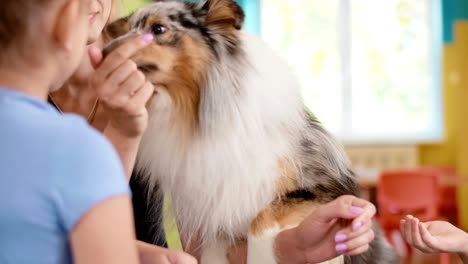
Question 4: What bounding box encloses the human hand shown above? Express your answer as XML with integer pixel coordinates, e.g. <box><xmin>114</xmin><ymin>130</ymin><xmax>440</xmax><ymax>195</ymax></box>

<box><xmin>400</xmin><ymin>215</ymin><xmax>468</xmax><ymax>255</ymax></box>
<box><xmin>289</xmin><ymin>195</ymin><xmax>376</xmax><ymax>263</ymax></box>
<box><xmin>228</xmin><ymin>195</ymin><xmax>376</xmax><ymax>264</ymax></box>
<box><xmin>137</xmin><ymin>241</ymin><xmax>197</xmax><ymax>264</ymax></box>
<box><xmin>89</xmin><ymin>34</ymin><xmax>154</xmax><ymax>138</ymax></box>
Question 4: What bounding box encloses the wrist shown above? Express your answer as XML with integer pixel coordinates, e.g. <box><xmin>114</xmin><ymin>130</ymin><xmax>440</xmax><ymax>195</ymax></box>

<box><xmin>275</xmin><ymin>227</ymin><xmax>306</xmax><ymax>264</ymax></box>
<box><xmin>458</xmin><ymin>234</ymin><xmax>468</xmax><ymax>261</ymax></box>
<box><xmin>106</xmin><ymin>116</ymin><xmax>147</xmax><ymax>139</ymax></box>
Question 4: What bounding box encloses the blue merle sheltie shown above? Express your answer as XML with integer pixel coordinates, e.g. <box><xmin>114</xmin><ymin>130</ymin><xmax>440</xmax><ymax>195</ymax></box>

<box><xmin>103</xmin><ymin>0</ymin><xmax>398</xmax><ymax>263</ymax></box>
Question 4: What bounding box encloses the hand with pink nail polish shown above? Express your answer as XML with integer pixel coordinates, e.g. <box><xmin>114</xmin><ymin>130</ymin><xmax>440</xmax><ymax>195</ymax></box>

<box><xmin>274</xmin><ymin>195</ymin><xmax>376</xmax><ymax>264</ymax></box>
<box><xmin>89</xmin><ymin>33</ymin><xmax>155</xmax><ymax>139</ymax></box>
<box><xmin>87</xmin><ymin>34</ymin><xmax>155</xmax><ymax>177</ymax></box>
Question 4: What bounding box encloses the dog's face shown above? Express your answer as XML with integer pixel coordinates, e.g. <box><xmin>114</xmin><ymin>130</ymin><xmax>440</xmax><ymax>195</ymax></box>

<box><xmin>103</xmin><ymin>0</ymin><xmax>244</xmax><ymax>131</ymax></box>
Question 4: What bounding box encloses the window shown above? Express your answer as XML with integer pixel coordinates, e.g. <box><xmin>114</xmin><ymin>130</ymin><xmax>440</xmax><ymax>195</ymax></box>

<box><xmin>257</xmin><ymin>0</ymin><xmax>443</xmax><ymax>143</ymax></box>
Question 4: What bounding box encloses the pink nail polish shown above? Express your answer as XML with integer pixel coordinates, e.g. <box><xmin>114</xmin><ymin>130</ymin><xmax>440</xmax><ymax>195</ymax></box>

<box><xmin>336</xmin><ymin>243</ymin><xmax>347</xmax><ymax>254</ymax></box>
<box><xmin>142</xmin><ymin>34</ymin><xmax>154</xmax><ymax>44</ymax></box>
<box><xmin>353</xmin><ymin>221</ymin><xmax>363</xmax><ymax>231</ymax></box>
<box><xmin>350</xmin><ymin>206</ymin><xmax>364</xmax><ymax>215</ymax></box>
<box><xmin>335</xmin><ymin>234</ymin><xmax>347</xmax><ymax>243</ymax></box>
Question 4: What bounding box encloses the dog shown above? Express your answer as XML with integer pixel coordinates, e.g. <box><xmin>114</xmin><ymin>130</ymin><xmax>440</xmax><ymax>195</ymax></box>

<box><xmin>103</xmin><ymin>0</ymin><xmax>399</xmax><ymax>263</ymax></box>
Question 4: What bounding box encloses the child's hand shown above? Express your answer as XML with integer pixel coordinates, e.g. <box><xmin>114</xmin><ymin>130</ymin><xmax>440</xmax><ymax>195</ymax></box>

<box><xmin>400</xmin><ymin>215</ymin><xmax>468</xmax><ymax>255</ymax></box>
<box><xmin>137</xmin><ymin>241</ymin><xmax>197</xmax><ymax>264</ymax></box>
<box><xmin>89</xmin><ymin>34</ymin><xmax>155</xmax><ymax>138</ymax></box>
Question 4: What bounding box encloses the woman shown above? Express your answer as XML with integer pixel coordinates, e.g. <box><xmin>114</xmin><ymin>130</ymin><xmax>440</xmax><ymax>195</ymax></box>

<box><xmin>49</xmin><ymin>0</ymin><xmax>378</xmax><ymax>262</ymax></box>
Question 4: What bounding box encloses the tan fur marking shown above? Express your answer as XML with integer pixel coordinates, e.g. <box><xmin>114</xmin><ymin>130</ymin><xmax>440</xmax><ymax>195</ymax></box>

<box><xmin>132</xmin><ymin>35</ymin><xmax>211</xmax><ymax>138</ymax></box>
<box><xmin>146</xmin><ymin>16</ymin><xmax>161</xmax><ymax>27</ymax></box>
<box><xmin>250</xmin><ymin>159</ymin><xmax>313</xmax><ymax>236</ymax></box>
<box><xmin>250</xmin><ymin>209</ymin><xmax>277</xmax><ymax>237</ymax></box>
<box><xmin>164</xmin><ymin>36</ymin><xmax>210</xmax><ymax>134</ymax></box>
<box><xmin>249</xmin><ymin>159</ymin><xmax>303</xmax><ymax>236</ymax></box>
<box><xmin>276</xmin><ymin>159</ymin><xmax>300</xmax><ymax>196</ymax></box>
<box><xmin>205</xmin><ymin>0</ymin><xmax>243</xmax><ymax>43</ymax></box>
<box><xmin>102</xmin><ymin>17</ymin><xmax>130</xmax><ymax>41</ymax></box>
<box><xmin>250</xmin><ymin>200</ymin><xmax>319</xmax><ymax>236</ymax></box>
<box><xmin>206</xmin><ymin>0</ymin><xmax>238</xmax><ymax>26</ymax></box>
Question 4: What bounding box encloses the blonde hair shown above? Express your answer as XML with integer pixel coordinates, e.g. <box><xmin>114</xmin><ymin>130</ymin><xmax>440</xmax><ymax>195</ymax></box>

<box><xmin>109</xmin><ymin>0</ymin><xmax>123</xmax><ymax>23</ymax></box>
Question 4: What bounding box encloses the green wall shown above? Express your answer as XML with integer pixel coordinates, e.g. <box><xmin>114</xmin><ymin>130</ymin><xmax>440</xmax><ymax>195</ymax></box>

<box><xmin>121</xmin><ymin>0</ymin><xmax>259</xmax><ymax>33</ymax></box>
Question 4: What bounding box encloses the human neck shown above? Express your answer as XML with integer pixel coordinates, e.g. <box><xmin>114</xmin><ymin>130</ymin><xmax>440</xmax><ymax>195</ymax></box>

<box><xmin>50</xmin><ymin>42</ymin><xmax>99</xmax><ymax>114</ymax></box>
<box><xmin>51</xmin><ymin>58</ymin><xmax>97</xmax><ymax>114</ymax></box>
<box><xmin>0</xmin><ymin>66</ymin><xmax>52</xmax><ymax>101</ymax></box>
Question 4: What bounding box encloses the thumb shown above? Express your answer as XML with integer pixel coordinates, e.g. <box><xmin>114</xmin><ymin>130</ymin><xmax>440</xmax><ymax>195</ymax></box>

<box><xmin>313</xmin><ymin>198</ymin><xmax>365</xmax><ymax>223</ymax></box>
<box><xmin>88</xmin><ymin>45</ymin><xmax>103</xmax><ymax>68</ymax></box>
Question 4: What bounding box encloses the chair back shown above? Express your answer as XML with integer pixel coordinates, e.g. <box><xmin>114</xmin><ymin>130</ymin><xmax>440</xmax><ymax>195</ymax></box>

<box><xmin>377</xmin><ymin>169</ymin><xmax>440</xmax><ymax>229</ymax></box>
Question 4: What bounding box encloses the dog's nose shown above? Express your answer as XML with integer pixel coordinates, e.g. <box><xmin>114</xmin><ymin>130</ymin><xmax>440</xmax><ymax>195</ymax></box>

<box><xmin>102</xmin><ymin>32</ymin><xmax>141</xmax><ymax>58</ymax></box>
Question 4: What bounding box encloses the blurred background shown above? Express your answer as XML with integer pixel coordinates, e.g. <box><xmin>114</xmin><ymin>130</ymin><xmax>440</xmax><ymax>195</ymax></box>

<box><xmin>121</xmin><ymin>0</ymin><xmax>468</xmax><ymax>263</ymax></box>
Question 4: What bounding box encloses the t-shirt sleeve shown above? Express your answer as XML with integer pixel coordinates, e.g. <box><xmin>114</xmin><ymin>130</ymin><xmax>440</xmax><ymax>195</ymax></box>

<box><xmin>52</xmin><ymin>117</ymin><xmax>130</xmax><ymax>232</ymax></box>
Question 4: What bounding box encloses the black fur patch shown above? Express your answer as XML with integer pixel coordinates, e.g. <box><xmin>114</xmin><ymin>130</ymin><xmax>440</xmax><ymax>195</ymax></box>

<box><xmin>297</xmin><ymin>110</ymin><xmax>361</xmax><ymax>203</ymax></box>
<box><xmin>136</xmin><ymin>13</ymin><xmax>149</xmax><ymax>29</ymax></box>
<box><xmin>173</xmin><ymin>12</ymin><xmax>200</xmax><ymax>29</ymax></box>
<box><xmin>138</xmin><ymin>63</ymin><xmax>160</xmax><ymax>73</ymax></box>
<box><xmin>284</xmin><ymin>189</ymin><xmax>316</xmax><ymax>201</ymax></box>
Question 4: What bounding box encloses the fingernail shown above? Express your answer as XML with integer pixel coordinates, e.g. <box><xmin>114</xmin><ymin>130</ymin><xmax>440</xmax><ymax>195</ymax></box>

<box><xmin>353</xmin><ymin>221</ymin><xmax>363</xmax><ymax>231</ymax></box>
<box><xmin>336</xmin><ymin>243</ymin><xmax>348</xmax><ymax>254</ymax></box>
<box><xmin>350</xmin><ymin>206</ymin><xmax>364</xmax><ymax>215</ymax></box>
<box><xmin>335</xmin><ymin>234</ymin><xmax>348</xmax><ymax>243</ymax></box>
<box><xmin>142</xmin><ymin>34</ymin><xmax>154</xmax><ymax>44</ymax></box>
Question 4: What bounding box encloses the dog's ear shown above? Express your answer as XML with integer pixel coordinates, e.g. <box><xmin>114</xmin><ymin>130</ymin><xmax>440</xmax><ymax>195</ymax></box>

<box><xmin>198</xmin><ymin>0</ymin><xmax>245</xmax><ymax>31</ymax></box>
<box><xmin>102</xmin><ymin>16</ymin><xmax>131</xmax><ymax>43</ymax></box>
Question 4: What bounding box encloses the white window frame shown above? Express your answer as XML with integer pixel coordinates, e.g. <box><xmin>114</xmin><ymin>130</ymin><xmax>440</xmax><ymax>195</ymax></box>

<box><xmin>257</xmin><ymin>0</ymin><xmax>444</xmax><ymax>144</ymax></box>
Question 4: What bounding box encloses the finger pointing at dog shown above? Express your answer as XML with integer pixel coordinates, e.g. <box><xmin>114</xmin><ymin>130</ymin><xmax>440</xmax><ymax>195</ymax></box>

<box><xmin>89</xmin><ymin>34</ymin><xmax>154</xmax><ymax>138</ymax></box>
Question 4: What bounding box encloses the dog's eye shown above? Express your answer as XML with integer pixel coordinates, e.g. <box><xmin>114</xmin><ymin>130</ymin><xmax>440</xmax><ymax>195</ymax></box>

<box><xmin>151</xmin><ymin>24</ymin><xmax>167</xmax><ymax>35</ymax></box>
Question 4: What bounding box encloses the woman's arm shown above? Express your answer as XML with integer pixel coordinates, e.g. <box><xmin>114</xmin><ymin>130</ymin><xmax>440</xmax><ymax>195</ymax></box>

<box><xmin>70</xmin><ymin>196</ymin><xmax>139</xmax><ymax>264</ymax></box>
<box><xmin>103</xmin><ymin>126</ymin><xmax>143</xmax><ymax>177</ymax></box>
<box><xmin>87</xmin><ymin>35</ymin><xmax>154</xmax><ymax>179</ymax></box>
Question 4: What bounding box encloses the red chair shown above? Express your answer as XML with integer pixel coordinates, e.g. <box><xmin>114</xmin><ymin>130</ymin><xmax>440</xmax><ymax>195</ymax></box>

<box><xmin>376</xmin><ymin>169</ymin><xmax>450</xmax><ymax>263</ymax></box>
<box><xmin>418</xmin><ymin>166</ymin><xmax>458</xmax><ymax>225</ymax></box>
<box><xmin>377</xmin><ymin>170</ymin><xmax>440</xmax><ymax>229</ymax></box>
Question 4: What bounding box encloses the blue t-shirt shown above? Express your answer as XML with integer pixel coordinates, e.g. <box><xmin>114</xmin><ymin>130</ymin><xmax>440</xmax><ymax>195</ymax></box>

<box><xmin>0</xmin><ymin>88</ymin><xmax>130</xmax><ymax>264</ymax></box>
